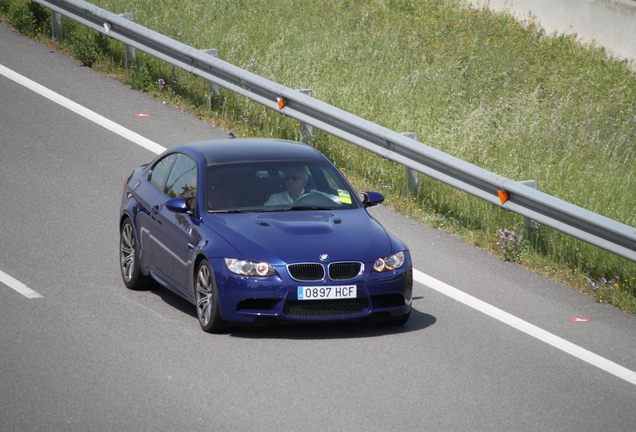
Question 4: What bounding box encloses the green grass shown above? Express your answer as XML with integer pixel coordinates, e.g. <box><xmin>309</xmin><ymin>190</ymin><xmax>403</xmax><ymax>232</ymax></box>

<box><xmin>3</xmin><ymin>0</ymin><xmax>636</xmax><ymax>312</ymax></box>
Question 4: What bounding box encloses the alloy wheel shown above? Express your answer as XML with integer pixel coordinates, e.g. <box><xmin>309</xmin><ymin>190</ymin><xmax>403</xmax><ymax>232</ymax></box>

<box><xmin>120</xmin><ymin>223</ymin><xmax>135</xmax><ymax>283</ymax></box>
<box><xmin>196</xmin><ymin>264</ymin><xmax>213</xmax><ymax>326</ymax></box>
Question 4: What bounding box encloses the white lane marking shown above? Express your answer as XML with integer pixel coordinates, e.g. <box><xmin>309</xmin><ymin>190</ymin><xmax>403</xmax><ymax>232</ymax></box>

<box><xmin>4</xmin><ymin>61</ymin><xmax>636</xmax><ymax>386</ymax></box>
<box><xmin>414</xmin><ymin>269</ymin><xmax>636</xmax><ymax>387</ymax></box>
<box><xmin>0</xmin><ymin>270</ymin><xmax>43</xmax><ymax>299</ymax></box>
<box><xmin>0</xmin><ymin>63</ymin><xmax>166</xmax><ymax>155</ymax></box>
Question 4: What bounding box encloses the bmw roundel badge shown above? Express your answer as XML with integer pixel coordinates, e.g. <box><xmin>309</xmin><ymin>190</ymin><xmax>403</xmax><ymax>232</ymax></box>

<box><xmin>319</xmin><ymin>254</ymin><xmax>329</xmax><ymax>261</ymax></box>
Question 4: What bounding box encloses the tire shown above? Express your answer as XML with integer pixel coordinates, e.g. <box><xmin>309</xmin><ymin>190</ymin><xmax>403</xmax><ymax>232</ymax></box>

<box><xmin>120</xmin><ymin>218</ymin><xmax>149</xmax><ymax>290</ymax></box>
<box><xmin>195</xmin><ymin>260</ymin><xmax>229</xmax><ymax>333</ymax></box>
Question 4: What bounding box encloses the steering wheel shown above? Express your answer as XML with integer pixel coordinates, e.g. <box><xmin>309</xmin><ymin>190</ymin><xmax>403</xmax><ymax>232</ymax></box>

<box><xmin>292</xmin><ymin>192</ymin><xmax>337</xmax><ymax>208</ymax></box>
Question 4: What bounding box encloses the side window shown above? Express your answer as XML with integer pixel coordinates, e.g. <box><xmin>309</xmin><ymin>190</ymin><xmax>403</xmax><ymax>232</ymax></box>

<box><xmin>149</xmin><ymin>154</ymin><xmax>178</xmax><ymax>191</ymax></box>
<box><xmin>164</xmin><ymin>154</ymin><xmax>197</xmax><ymax>198</ymax></box>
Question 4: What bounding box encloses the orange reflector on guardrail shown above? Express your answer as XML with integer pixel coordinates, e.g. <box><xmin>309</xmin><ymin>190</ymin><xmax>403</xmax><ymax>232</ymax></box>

<box><xmin>498</xmin><ymin>190</ymin><xmax>509</xmax><ymax>205</ymax></box>
<box><xmin>277</xmin><ymin>97</ymin><xmax>286</xmax><ymax>110</ymax></box>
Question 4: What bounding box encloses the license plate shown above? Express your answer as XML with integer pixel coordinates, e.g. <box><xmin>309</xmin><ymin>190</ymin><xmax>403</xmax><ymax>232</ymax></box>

<box><xmin>297</xmin><ymin>285</ymin><xmax>357</xmax><ymax>300</ymax></box>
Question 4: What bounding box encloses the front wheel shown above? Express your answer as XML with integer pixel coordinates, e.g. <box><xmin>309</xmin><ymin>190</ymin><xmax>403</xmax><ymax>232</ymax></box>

<box><xmin>195</xmin><ymin>260</ymin><xmax>229</xmax><ymax>333</ymax></box>
<box><xmin>120</xmin><ymin>218</ymin><xmax>149</xmax><ymax>290</ymax></box>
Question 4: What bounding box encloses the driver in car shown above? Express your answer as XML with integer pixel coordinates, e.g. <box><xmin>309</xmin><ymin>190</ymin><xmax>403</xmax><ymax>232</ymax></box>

<box><xmin>265</xmin><ymin>167</ymin><xmax>340</xmax><ymax>205</ymax></box>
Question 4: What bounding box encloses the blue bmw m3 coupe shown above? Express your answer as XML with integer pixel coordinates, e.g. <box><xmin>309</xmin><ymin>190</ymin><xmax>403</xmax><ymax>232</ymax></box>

<box><xmin>119</xmin><ymin>138</ymin><xmax>412</xmax><ymax>333</ymax></box>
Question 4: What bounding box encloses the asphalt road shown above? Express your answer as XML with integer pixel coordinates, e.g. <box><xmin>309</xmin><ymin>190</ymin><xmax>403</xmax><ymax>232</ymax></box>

<box><xmin>2</xmin><ymin>23</ymin><xmax>636</xmax><ymax>431</ymax></box>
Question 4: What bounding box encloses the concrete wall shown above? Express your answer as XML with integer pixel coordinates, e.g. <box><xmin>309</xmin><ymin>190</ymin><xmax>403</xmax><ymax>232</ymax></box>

<box><xmin>466</xmin><ymin>0</ymin><xmax>636</xmax><ymax>62</ymax></box>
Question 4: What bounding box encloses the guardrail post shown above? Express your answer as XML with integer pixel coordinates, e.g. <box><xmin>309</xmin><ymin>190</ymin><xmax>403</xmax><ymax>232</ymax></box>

<box><xmin>401</xmin><ymin>133</ymin><xmax>419</xmax><ymax>197</ymax></box>
<box><xmin>119</xmin><ymin>13</ymin><xmax>136</xmax><ymax>69</ymax></box>
<box><xmin>51</xmin><ymin>10</ymin><xmax>62</xmax><ymax>41</ymax></box>
<box><xmin>519</xmin><ymin>180</ymin><xmax>540</xmax><ymax>243</ymax></box>
<box><xmin>297</xmin><ymin>89</ymin><xmax>313</xmax><ymax>144</ymax></box>
<box><xmin>203</xmin><ymin>49</ymin><xmax>221</xmax><ymax>110</ymax></box>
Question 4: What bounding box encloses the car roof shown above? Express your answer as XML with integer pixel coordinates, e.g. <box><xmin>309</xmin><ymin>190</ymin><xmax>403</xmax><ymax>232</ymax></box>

<box><xmin>180</xmin><ymin>138</ymin><xmax>327</xmax><ymax>165</ymax></box>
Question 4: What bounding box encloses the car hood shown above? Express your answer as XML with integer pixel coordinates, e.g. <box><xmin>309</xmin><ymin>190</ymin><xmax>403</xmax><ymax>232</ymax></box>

<box><xmin>202</xmin><ymin>209</ymin><xmax>392</xmax><ymax>264</ymax></box>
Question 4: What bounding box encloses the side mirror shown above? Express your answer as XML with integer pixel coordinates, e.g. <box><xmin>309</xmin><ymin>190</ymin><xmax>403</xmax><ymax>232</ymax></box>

<box><xmin>357</xmin><ymin>191</ymin><xmax>385</xmax><ymax>208</ymax></box>
<box><xmin>165</xmin><ymin>197</ymin><xmax>192</xmax><ymax>213</ymax></box>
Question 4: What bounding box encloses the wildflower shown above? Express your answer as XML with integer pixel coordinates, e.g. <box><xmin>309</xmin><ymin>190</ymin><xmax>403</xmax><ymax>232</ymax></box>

<box><xmin>496</xmin><ymin>224</ymin><xmax>523</xmax><ymax>261</ymax></box>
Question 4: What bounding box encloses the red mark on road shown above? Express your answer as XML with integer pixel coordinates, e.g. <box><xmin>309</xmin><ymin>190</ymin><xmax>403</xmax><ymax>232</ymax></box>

<box><xmin>134</xmin><ymin>113</ymin><xmax>150</xmax><ymax>117</ymax></box>
<box><xmin>569</xmin><ymin>318</ymin><xmax>590</xmax><ymax>322</ymax></box>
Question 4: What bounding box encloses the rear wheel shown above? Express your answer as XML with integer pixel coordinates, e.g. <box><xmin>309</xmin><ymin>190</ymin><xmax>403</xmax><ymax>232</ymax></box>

<box><xmin>120</xmin><ymin>218</ymin><xmax>149</xmax><ymax>290</ymax></box>
<box><xmin>195</xmin><ymin>260</ymin><xmax>229</xmax><ymax>333</ymax></box>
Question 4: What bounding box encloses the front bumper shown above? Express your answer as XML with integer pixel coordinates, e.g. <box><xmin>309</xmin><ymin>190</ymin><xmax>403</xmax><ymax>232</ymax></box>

<box><xmin>212</xmin><ymin>256</ymin><xmax>413</xmax><ymax>324</ymax></box>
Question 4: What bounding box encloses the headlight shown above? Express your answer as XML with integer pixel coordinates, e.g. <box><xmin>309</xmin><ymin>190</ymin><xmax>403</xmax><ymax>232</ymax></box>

<box><xmin>373</xmin><ymin>251</ymin><xmax>405</xmax><ymax>272</ymax></box>
<box><xmin>225</xmin><ymin>258</ymin><xmax>276</xmax><ymax>277</ymax></box>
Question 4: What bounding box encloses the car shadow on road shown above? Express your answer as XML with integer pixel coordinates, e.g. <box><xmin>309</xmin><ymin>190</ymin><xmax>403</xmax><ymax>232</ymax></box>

<box><xmin>150</xmin><ymin>283</ymin><xmax>198</xmax><ymax>318</ymax></box>
<box><xmin>229</xmin><ymin>304</ymin><xmax>435</xmax><ymax>340</ymax></box>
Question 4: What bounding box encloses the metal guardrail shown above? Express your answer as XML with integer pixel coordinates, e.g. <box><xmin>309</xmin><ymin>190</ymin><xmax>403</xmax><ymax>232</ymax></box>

<box><xmin>33</xmin><ymin>0</ymin><xmax>636</xmax><ymax>262</ymax></box>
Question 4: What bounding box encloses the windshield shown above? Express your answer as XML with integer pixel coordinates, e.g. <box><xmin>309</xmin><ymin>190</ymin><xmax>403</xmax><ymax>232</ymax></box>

<box><xmin>204</xmin><ymin>160</ymin><xmax>360</xmax><ymax>213</ymax></box>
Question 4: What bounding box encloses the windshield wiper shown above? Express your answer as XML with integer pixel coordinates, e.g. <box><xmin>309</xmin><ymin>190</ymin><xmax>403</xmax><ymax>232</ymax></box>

<box><xmin>207</xmin><ymin>209</ymin><xmax>245</xmax><ymax>214</ymax></box>
<box><xmin>260</xmin><ymin>207</ymin><xmax>292</xmax><ymax>212</ymax></box>
<box><xmin>289</xmin><ymin>206</ymin><xmax>334</xmax><ymax>211</ymax></box>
